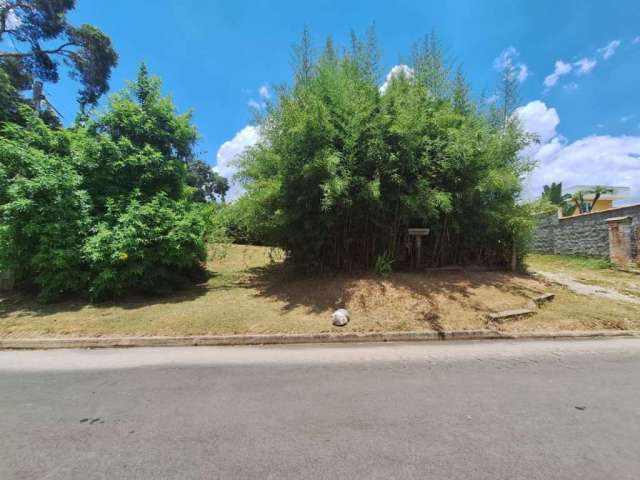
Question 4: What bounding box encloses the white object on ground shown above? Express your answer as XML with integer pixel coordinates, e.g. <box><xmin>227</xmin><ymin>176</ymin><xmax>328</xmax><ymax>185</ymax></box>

<box><xmin>332</xmin><ymin>308</ymin><xmax>350</xmax><ymax>326</ymax></box>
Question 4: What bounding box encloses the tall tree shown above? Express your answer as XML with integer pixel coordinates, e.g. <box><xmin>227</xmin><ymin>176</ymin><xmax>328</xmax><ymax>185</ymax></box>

<box><xmin>186</xmin><ymin>159</ymin><xmax>229</xmax><ymax>203</ymax></box>
<box><xmin>498</xmin><ymin>63</ymin><xmax>519</xmax><ymax>124</ymax></box>
<box><xmin>411</xmin><ymin>31</ymin><xmax>450</xmax><ymax>99</ymax></box>
<box><xmin>541</xmin><ymin>182</ymin><xmax>575</xmax><ymax>216</ymax></box>
<box><xmin>349</xmin><ymin>25</ymin><xmax>380</xmax><ymax>82</ymax></box>
<box><xmin>588</xmin><ymin>185</ymin><xmax>613</xmax><ymax>211</ymax></box>
<box><xmin>236</xmin><ymin>32</ymin><xmax>533</xmax><ymax>271</ymax></box>
<box><xmin>452</xmin><ymin>66</ymin><xmax>471</xmax><ymax>115</ymax></box>
<box><xmin>291</xmin><ymin>26</ymin><xmax>313</xmax><ymax>84</ymax></box>
<box><xmin>0</xmin><ymin>0</ymin><xmax>117</xmax><ymax>107</ymax></box>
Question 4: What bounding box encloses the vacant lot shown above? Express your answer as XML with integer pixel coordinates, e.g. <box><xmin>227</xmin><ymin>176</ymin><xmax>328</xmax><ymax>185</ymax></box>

<box><xmin>1</xmin><ymin>245</ymin><xmax>639</xmax><ymax>338</ymax></box>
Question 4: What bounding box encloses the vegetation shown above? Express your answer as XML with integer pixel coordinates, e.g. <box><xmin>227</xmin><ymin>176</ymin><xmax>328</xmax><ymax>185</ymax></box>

<box><xmin>541</xmin><ymin>182</ymin><xmax>575</xmax><ymax>216</ymax></box>
<box><xmin>588</xmin><ymin>185</ymin><xmax>614</xmax><ymax>211</ymax></box>
<box><xmin>0</xmin><ymin>66</ymin><xmax>216</xmax><ymax>301</ymax></box>
<box><xmin>2</xmin><ymin>245</ymin><xmax>638</xmax><ymax>338</ymax></box>
<box><xmin>1</xmin><ymin>10</ymin><xmax>545</xmax><ymax>305</ymax></box>
<box><xmin>234</xmin><ymin>30</ymin><xmax>535</xmax><ymax>272</ymax></box>
<box><xmin>0</xmin><ymin>0</ymin><xmax>117</xmax><ymax>109</ymax></box>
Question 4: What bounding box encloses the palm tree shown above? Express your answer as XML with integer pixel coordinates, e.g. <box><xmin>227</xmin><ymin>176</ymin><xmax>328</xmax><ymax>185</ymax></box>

<box><xmin>571</xmin><ymin>191</ymin><xmax>587</xmax><ymax>214</ymax></box>
<box><xmin>587</xmin><ymin>185</ymin><xmax>614</xmax><ymax>212</ymax></box>
<box><xmin>541</xmin><ymin>182</ymin><xmax>575</xmax><ymax>216</ymax></box>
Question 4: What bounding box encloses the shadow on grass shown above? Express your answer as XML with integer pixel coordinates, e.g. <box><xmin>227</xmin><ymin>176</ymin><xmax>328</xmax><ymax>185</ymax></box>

<box><xmin>0</xmin><ymin>277</ymin><xmax>216</xmax><ymax>319</ymax></box>
<box><xmin>246</xmin><ymin>260</ymin><xmax>544</xmax><ymax>316</ymax></box>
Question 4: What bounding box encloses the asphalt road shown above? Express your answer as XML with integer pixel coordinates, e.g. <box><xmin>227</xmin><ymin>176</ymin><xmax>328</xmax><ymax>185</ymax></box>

<box><xmin>1</xmin><ymin>339</ymin><xmax>639</xmax><ymax>479</ymax></box>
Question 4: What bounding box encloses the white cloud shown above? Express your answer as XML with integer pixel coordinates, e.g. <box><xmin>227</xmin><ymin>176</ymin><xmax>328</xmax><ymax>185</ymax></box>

<box><xmin>515</xmin><ymin>100</ymin><xmax>560</xmax><ymax>143</ymax></box>
<box><xmin>259</xmin><ymin>84</ymin><xmax>270</xmax><ymax>99</ymax></box>
<box><xmin>493</xmin><ymin>46</ymin><xmax>529</xmax><ymax>83</ymax></box>
<box><xmin>563</xmin><ymin>82</ymin><xmax>579</xmax><ymax>92</ymax></box>
<box><xmin>573</xmin><ymin>57</ymin><xmax>597</xmax><ymax>75</ymax></box>
<box><xmin>597</xmin><ymin>40</ymin><xmax>621</xmax><ymax>59</ymax></box>
<box><xmin>214</xmin><ymin>125</ymin><xmax>261</xmax><ymax>200</ymax></box>
<box><xmin>248</xmin><ymin>99</ymin><xmax>262</xmax><ymax>110</ymax></box>
<box><xmin>518</xmin><ymin>100</ymin><xmax>640</xmax><ymax>204</ymax></box>
<box><xmin>0</xmin><ymin>1</ymin><xmax>21</xmax><ymax>31</ymax></box>
<box><xmin>543</xmin><ymin>60</ymin><xmax>572</xmax><ymax>88</ymax></box>
<box><xmin>620</xmin><ymin>114</ymin><xmax>636</xmax><ymax>123</ymax></box>
<box><xmin>379</xmin><ymin>64</ymin><xmax>414</xmax><ymax>93</ymax></box>
<box><xmin>517</xmin><ymin>64</ymin><xmax>529</xmax><ymax>82</ymax></box>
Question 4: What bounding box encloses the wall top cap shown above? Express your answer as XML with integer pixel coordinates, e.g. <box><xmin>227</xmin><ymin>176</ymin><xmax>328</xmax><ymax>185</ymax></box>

<box><xmin>605</xmin><ymin>216</ymin><xmax>632</xmax><ymax>223</ymax></box>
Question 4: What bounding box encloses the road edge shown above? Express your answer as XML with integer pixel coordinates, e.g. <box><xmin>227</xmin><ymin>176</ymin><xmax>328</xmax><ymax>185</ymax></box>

<box><xmin>1</xmin><ymin>329</ymin><xmax>639</xmax><ymax>350</ymax></box>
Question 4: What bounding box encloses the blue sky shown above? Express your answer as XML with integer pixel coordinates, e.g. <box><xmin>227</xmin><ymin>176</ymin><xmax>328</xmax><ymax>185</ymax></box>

<box><xmin>4</xmin><ymin>0</ymin><xmax>640</xmax><ymax>201</ymax></box>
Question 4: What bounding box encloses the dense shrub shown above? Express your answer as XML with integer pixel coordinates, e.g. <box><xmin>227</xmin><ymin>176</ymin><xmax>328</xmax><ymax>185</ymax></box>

<box><xmin>0</xmin><ymin>118</ymin><xmax>92</xmax><ymax>301</ymax></box>
<box><xmin>0</xmin><ymin>67</ymin><xmax>212</xmax><ymax>301</ymax></box>
<box><xmin>236</xmin><ymin>33</ymin><xmax>534</xmax><ymax>271</ymax></box>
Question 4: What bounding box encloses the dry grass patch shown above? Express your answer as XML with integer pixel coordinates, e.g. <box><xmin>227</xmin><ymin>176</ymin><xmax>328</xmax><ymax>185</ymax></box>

<box><xmin>1</xmin><ymin>245</ymin><xmax>639</xmax><ymax>338</ymax></box>
<box><xmin>527</xmin><ymin>254</ymin><xmax>640</xmax><ymax>300</ymax></box>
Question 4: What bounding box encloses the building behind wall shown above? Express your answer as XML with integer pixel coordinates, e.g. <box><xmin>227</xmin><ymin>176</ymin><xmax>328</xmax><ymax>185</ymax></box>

<box><xmin>563</xmin><ymin>185</ymin><xmax>630</xmax><ymax>216</ymax></box>
<box><xmin>532</xmin><ymin>203</ymin><xmax>640</xmax><ymax>267</ymax></box>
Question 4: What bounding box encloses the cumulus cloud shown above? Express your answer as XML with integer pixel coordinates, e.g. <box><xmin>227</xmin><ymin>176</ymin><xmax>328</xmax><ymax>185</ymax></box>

<box><xmin>516</xmin><ymin>101</ymin><xmax>640</xmax><ymax>203</ymax></box>
<box><xmin>493</xmin><ymin>46</ymin><xmax>529</xmax><ymax>82</ymax></box>
<box><xmin>259</xmin><ymin>84</ymin><xmax>270</xmax><ymax>99</ymax></box>
<box><xmin>214</xmin><ymin>125</ymin><xmax>261</xmax><ymax>201</ymax></box>
<box><xmin>515</xmin><ymin>100</ymin><xmax>560</xmax><ymax>143</ymax></box>
<box><xmin>597</xmin><ymin>40</ymin><xmax>621</xmax><ymax>59</ymax></box>
<box><xmin>379</xmin><ymin>64</ymin><xmax>414</xmax><ymax>93</ymax></box>
<box><xmin>573</xmin><ymin>57</ymin><xmax>597</xmax><ymax>75</ymax></box>
<box><xmin>543</xmin><ymin>60</ymin><xmax>572</xmax><ymax>88</ymax></box>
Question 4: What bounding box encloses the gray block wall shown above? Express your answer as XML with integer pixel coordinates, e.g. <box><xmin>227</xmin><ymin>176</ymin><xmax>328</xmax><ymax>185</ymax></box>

<box><xmin>531</xmin><ymin>205</ymin><xmax>640</xmax><ymax>258</ymax></box>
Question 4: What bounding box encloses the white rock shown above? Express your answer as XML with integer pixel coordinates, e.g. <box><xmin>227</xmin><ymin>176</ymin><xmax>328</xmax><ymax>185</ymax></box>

<box><xmin>331</xmin><ymin>308</ymin><xmax>350</xmax><ymax>327</ymax></box>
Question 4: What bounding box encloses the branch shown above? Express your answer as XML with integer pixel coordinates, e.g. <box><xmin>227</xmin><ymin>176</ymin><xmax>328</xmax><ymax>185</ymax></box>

<box><xmin>0</xmin><ymin>42</ymin><xmax>76</xmax><ymax>58</ymax></box>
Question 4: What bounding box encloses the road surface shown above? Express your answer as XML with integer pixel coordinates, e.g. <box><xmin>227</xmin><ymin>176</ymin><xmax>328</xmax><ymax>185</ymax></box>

<box><xmin>1</xmin><ymin>339</ymin><xmax>639</xmax><ymax>479</ymax></box>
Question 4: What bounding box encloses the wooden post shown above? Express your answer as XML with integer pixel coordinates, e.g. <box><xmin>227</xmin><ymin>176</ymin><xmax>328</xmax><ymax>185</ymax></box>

<box><xmin>408</xmin><ymin>228</ymin><xmax>430</xmax><ymax>270</ymax></box>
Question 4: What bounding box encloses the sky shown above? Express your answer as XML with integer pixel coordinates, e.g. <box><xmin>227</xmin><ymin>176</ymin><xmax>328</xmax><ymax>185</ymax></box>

<box><xmin>3</xmin><ymin>0</ymin><xmax>639</xmax><ymax>202</ymax></box>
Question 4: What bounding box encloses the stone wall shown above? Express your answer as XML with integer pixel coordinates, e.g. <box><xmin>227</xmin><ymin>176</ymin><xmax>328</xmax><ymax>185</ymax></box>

<box><xmin>531</xmin><ymin>204</ymin><xmax>640</xmax><ymax>259</ymax></box>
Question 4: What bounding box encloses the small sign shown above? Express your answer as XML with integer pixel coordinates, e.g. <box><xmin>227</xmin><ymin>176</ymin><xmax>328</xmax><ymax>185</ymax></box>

<box><xmin>408</xmin><ymin>228</ymin><xmax>430</xmax><ymax>236</ymax></box>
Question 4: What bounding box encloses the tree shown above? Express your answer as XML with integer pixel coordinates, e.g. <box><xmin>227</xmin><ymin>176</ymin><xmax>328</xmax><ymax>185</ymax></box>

<box><xmin>452</xmin><ymin>66</ymin><xmax>472</xmax><ymax>115</ymax></box>
<box><xmin>498</xmin><ymin>63</ymin><xmax>519</xmax><ymax>124</ymax></box>
<box><xmin>0</xmin><ymin>0</ymin><xmax>117</xmax><ymax>107</ymax></box>
<box><xmin>186</xmin><ymin>158</ymin><xmax>229</xmax><ymax>203</ymax></box>
<box><xmin>571</xmin><ymin>191</ymin><xmax>587</xmax><ymax>214</ymax></box>
<box><xmin>588</xmin><ymin>185</ymin><xmax>613</xmax><ymax>211</ymax></box>
<box><xmin>235</xmin><ymin>32</ymin><xmax>533</xmax><ymax>271</ymax></box>
<box><xmin>541</xmin><ymin>182</ymin><xmax>575</xmax><ymax>216</ymax></box>
<box><xmin>0</xmin><ymin>66</ymin><xmax>210</xmax><ymax>301</ymax></box>
<box><xmin>291</xmin><ymin>26</ymin><xmax>313</xmax><ymax>84</ymax></box>
<box><xmin>411</xmin><ymin>31</ymin><xmax>450</xmax><ymax>99</ymax></box>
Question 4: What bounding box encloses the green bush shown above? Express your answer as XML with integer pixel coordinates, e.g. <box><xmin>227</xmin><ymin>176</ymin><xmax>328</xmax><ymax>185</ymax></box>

<box><xmin>83</xmin><ymin>193</ymin><xmax>208</xmax><ymax>300</ymax></box>
<box><xmin>0</xmin><ymin>67</ymin><xmax>212</xmax><ymax>302</ymax></box>
<box><xmin>236</xmin><ymin>32</ymin><xmax>534</xmax><ymax>271</ymax></box>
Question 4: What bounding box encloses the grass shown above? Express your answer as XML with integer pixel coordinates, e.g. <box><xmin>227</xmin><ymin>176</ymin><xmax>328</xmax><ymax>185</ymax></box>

<box><xmin>1</xmin><ymin>245</ymin><xmax>639</xmax><ymax>338</ymax></box>
<box><xmin>526</xmin><ymin>253</ymin><xmax>640</xmax><ymax>300</ymax></box>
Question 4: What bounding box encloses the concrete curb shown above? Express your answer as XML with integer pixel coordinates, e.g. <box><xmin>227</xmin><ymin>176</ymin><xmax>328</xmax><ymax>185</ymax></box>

<box><xmin>1</xmin><ymin>329</ymin><xmax>639</xmax><ymax>350</ymax></box>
